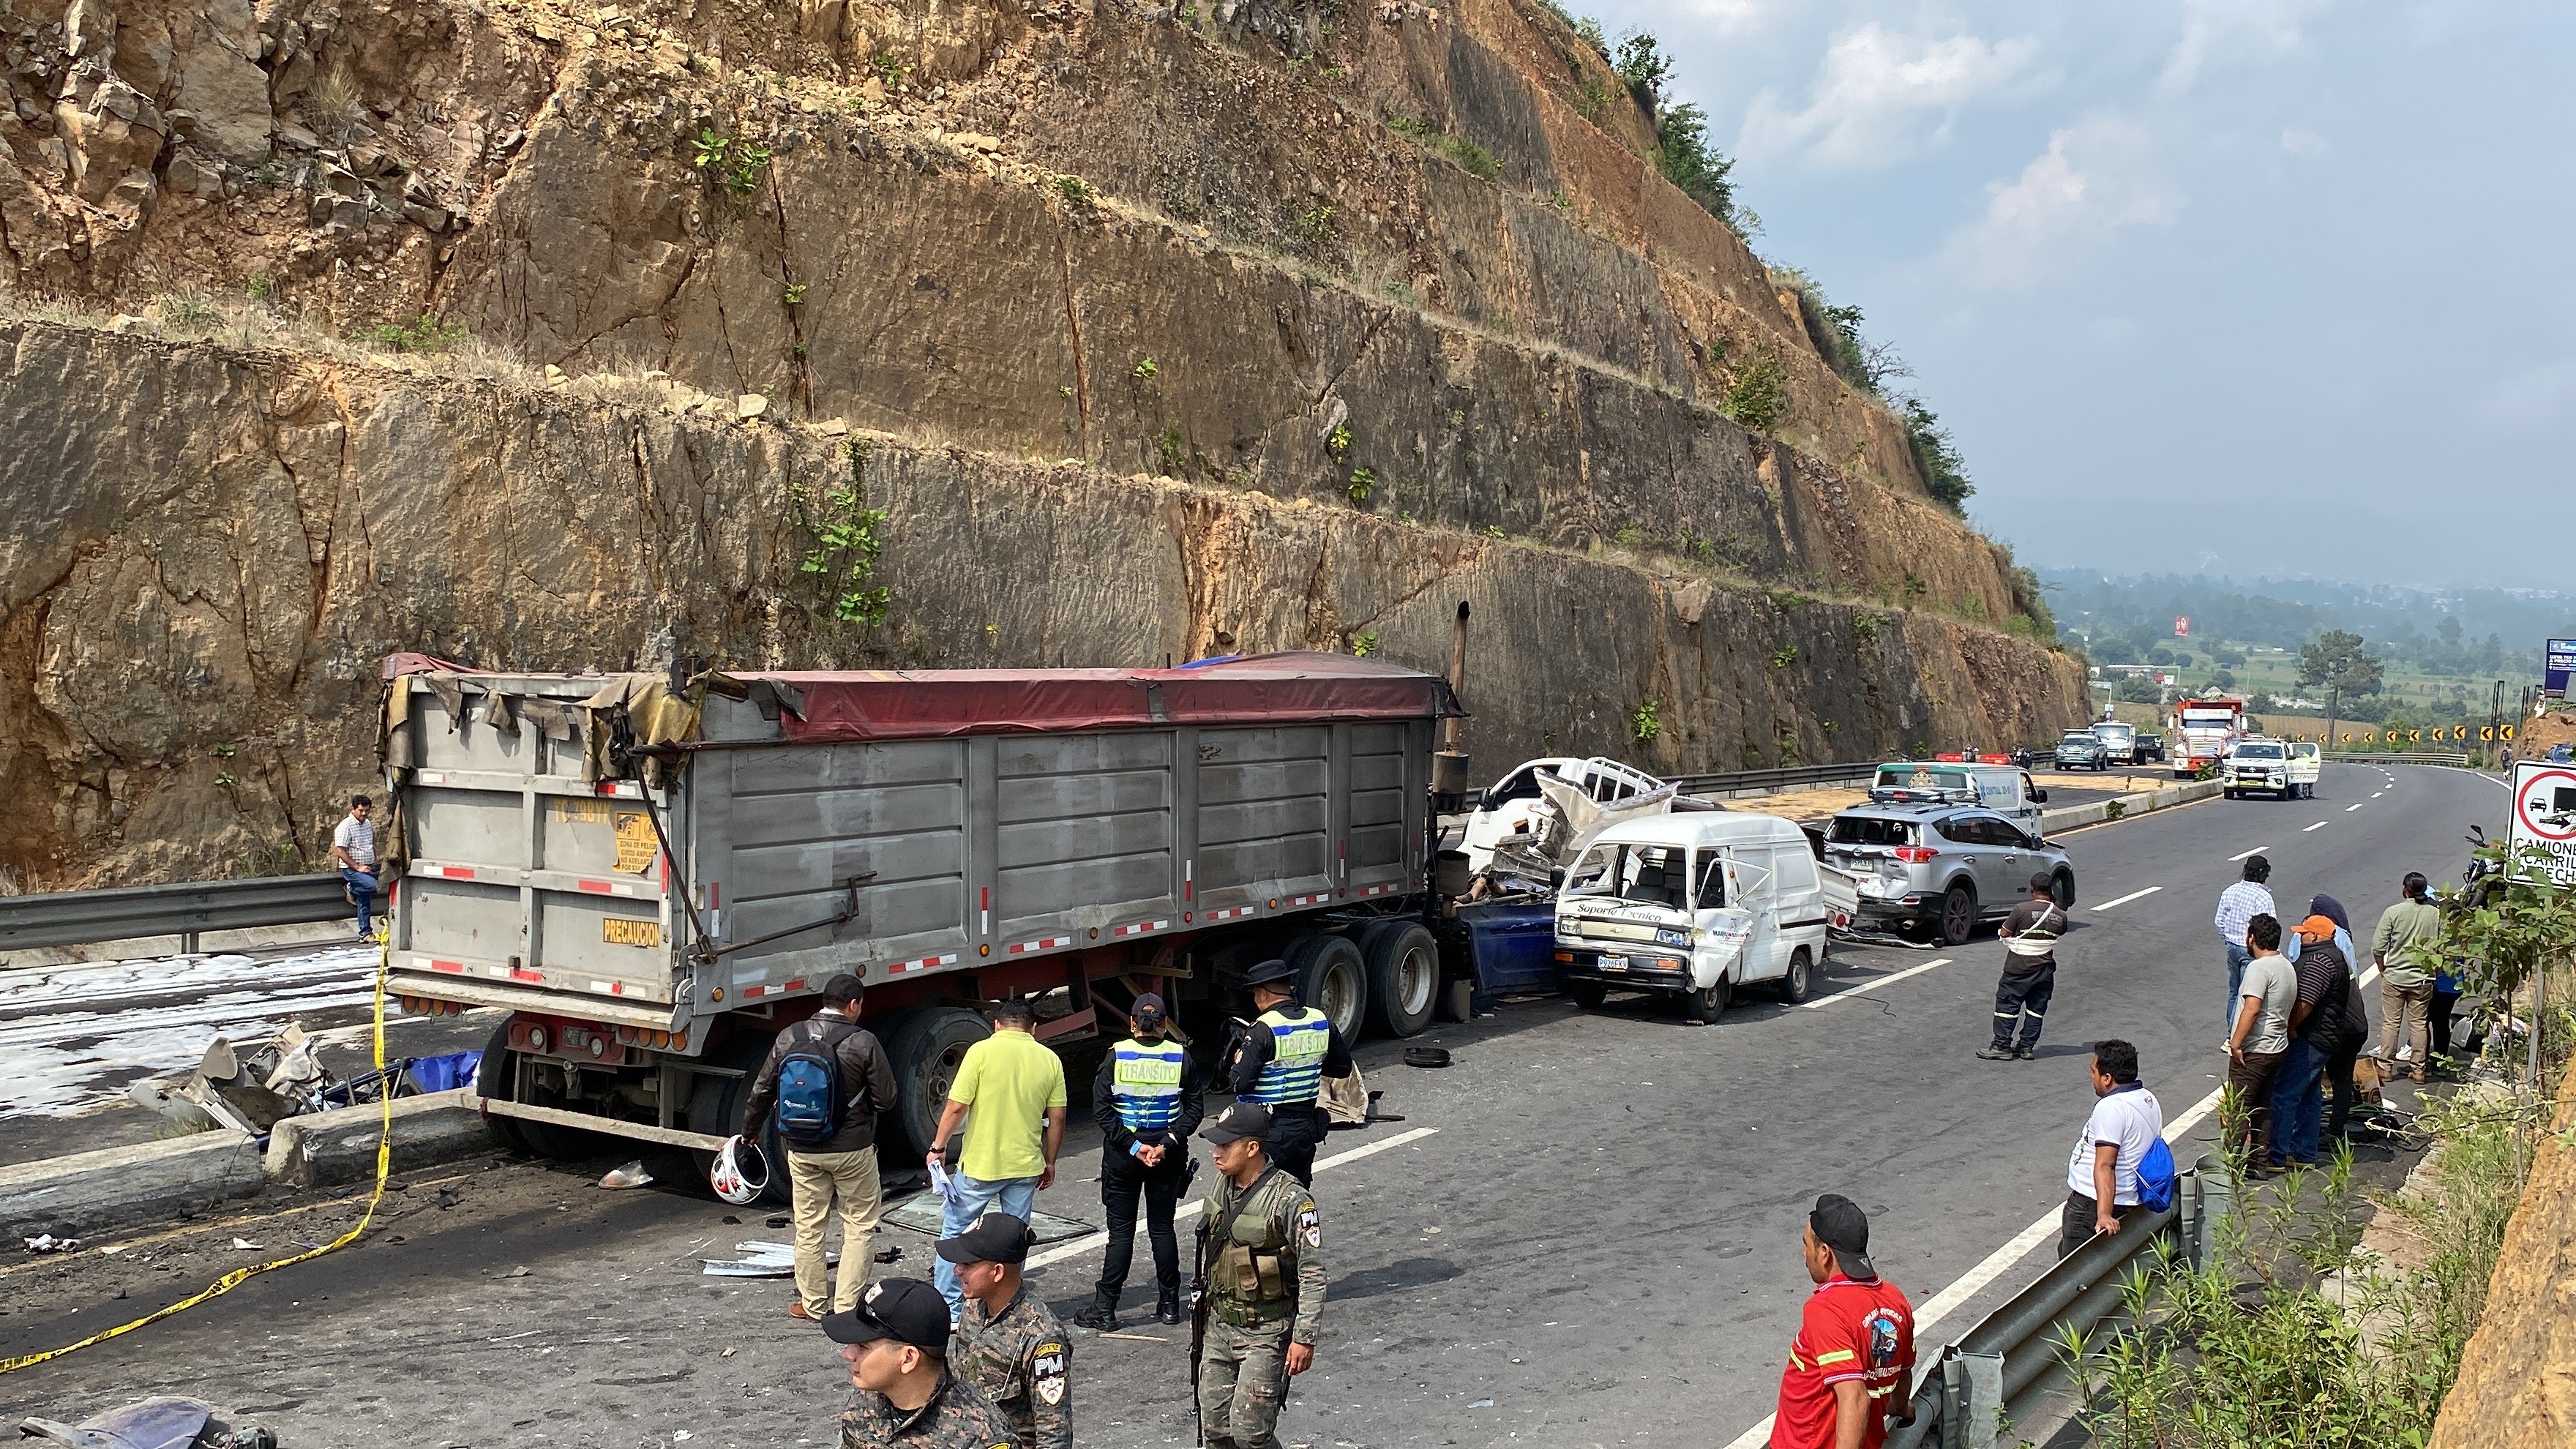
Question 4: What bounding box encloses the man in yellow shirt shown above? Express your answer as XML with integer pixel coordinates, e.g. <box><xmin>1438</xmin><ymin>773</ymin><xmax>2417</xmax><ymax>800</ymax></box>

<box><xmin>926</xmin><ymin>997</ymin><xmax>1068</xmax><ymax>1321</ymax></box>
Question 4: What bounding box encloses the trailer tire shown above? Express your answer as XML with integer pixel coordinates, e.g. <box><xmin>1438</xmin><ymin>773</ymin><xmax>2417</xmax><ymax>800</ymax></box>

<box><xmin>1360</xmin><ymin>922</ymin><xmax>1439</xmax><ymax>1038</ymax></box>
<box><xmin>473</xmin><ymin>1020</ymin><xmax>531</xmax><ymax>1155</ymax></box>
<box><xmin>885</xmin><ymin>1006</ymin><xmax>992</xmax><ymax>1158</ymax></box>
<box><xmin>1287</xmin><ymin>934</ymin><xmax>1368</xmax><ymax>1041</ymax></box>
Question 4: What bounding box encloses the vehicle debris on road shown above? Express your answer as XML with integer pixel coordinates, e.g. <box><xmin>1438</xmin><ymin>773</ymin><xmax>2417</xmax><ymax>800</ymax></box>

<box><xmin>598</xmin><ymin>1161</ymin><xmax>654</xmax><ymax>1189</ymax></box>
<box><xmin>15</xmin><ymin>1394</ymin><xmax>277</xmax><ymax>1449</ymax></box>
<box><xmin>23</xmin><ymin>1234</ymin><xmax>82</xmax><ymax>1254</ymax></box>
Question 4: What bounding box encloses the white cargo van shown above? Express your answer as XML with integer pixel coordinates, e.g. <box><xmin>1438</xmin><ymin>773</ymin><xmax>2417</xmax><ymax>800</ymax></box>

<box><xmin>1553</xmin><ymin>814</ymin><xmax>1835</xmax><ymax>1019</ymax></box>
<box><xmin>2288</xmin><ymin>741</ymin><xmax>2321</xmax><ymax>798</ymax></box>
<box><xmin>1865</xmin><ymin>762</ymin><xmax>2048</xmax><ymax>839</ymax></box>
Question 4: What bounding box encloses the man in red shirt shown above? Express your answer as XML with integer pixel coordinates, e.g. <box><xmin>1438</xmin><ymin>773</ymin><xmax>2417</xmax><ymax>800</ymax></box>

<box><xmin>1772</xmin><ymin>1194</ymin><xmax>1916</xmax><ymax>1449</ymax></box>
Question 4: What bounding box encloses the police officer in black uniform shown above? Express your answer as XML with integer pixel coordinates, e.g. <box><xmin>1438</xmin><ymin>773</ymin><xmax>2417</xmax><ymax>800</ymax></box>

<box><xmin>1224</xmin><ymin>958</ymin><xmax>1354</xmax><ymax>1187</ymax></box>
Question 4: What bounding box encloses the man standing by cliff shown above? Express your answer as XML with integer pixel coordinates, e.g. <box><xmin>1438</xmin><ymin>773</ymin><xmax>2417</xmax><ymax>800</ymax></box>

<box><xmin>330</xmin><ymin>795</ymin><xmax>379</xmax><ymax>941</ymax></box>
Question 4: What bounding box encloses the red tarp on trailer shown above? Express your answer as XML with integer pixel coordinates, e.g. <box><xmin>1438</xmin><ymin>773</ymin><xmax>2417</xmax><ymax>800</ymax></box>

<box><xmin>755</xmin><ymin>652</ymin><xmax>1464</xmax><ymax>744</ymax></box>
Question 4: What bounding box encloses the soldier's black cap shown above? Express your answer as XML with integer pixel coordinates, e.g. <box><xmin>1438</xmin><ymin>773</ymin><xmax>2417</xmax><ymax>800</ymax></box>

<box><xmin>1243</xmin><ymin>957</ymin><xmax>1296</xmax><ymax>988</ymax></box>
<box><xmin>1201</xmin><ymin>1100</ymin><xmax>1273</xmax><ymax>1144</ymax></box>
<box><xmin>935</xmin><ymin>1211</ymin><xmax>1035</xmax><ymax>1266</ymax></box>
<box><xmin>823</xmin><ymin>1278</ymin><xmax>952</xmax><ymax>1352</ymax></box>
<box><xmin>1809</xmin><ymin>1194</ymin><xmax>1876</xmax><ymax>1280</ymax></box>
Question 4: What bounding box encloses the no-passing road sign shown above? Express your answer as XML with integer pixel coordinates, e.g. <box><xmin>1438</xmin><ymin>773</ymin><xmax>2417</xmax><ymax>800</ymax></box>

<box><xmin>2509</xmin><ymin>761</ymin><xmax>2576</xmax><ymax>884</ymax></box>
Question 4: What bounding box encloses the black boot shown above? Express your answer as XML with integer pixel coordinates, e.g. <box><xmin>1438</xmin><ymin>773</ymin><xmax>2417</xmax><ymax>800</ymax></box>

<box><xmin>1156</xmin><ymin>1284</ymin><xmax>1183</xmax><ymax>1325</ymax></box>
<box><xmin>1072</xmin><ymin>1288</ymin><xmax>1118</xmax><ymax>1331</ymax></box>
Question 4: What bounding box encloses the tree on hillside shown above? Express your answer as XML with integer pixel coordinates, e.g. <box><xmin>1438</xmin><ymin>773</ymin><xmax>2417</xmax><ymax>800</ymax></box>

<box><xmin>2299</xmin><ymin>630</ymin><xmax>2384</xmax><ymax>744</ymax></box>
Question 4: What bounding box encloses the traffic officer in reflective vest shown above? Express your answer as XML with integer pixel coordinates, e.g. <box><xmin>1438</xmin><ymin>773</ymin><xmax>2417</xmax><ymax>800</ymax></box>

<box><xmin>1194</xmin><ymin>1102</ymin><xmax>1325</xmax><ymax>1449</ymax></box>
<box><xmin>939</xmin><ymin>1213</ymin><xmax>1071</xmax><ymax>1449</ymax></box>
<box><xmin>1224</xmin><ymin>958</ymin><xmax>1353</xmax><ymax>1186</ymax></box>
<box><xmin>1074</xmin><ymin>992</ymin><xmax>1205</xmax><ymax>1330</ymax></box>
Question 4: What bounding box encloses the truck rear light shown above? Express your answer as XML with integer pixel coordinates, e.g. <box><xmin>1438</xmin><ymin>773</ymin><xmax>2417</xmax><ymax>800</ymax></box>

<box><xmin>1893</xmin><ymin>846</ymin><xmax>1937</xmax><ymax>864</ymax></box>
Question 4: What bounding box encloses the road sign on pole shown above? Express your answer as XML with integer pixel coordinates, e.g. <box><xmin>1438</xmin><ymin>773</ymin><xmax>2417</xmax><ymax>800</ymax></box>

<box><xmin>2508</xmin><ymin>761</ymin><xmax>2576</xmax><ymax>886</ymax></box>
<box><xmin>2547</xmin><ymin>639</ymin><xmax>2576</xmax><ymax>697</ymax></box>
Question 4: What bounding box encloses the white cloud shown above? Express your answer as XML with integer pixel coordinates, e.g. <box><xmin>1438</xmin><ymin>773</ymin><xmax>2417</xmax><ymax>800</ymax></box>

<box><xmin>1739</xmin><ymin>23</ymin><xmax>2045</xmax><ymax>169</ymax></box>
<box><xmin>2162</xmin><ymin>0</ymin><xmax>2325</xmax><ymax>91</ymax></box>
<box><xmin>1941</xmin><ymin>116</ymin><xmax>2176</xmax><ymax>288</ymax></box>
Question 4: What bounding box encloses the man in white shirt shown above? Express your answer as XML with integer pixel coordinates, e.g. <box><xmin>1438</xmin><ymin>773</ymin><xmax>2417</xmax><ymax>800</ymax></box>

<box><xmin>2061</xmin><ymin>1038</ymin><xmax>2163</xmax><ymax>1258</ymax></box>
<box><xmin>2212</xmin><ymin>855</ymin><xmax>2276</xmax><ymax>1027</ymax></box>
<box><xmin>330</xmin><ymin>795</ymin><xmax>379</xmax><ymax>940</ymax></box>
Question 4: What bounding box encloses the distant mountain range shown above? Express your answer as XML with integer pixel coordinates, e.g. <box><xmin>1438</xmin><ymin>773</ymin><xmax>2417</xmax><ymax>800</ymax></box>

<box><xmin>2032</xmin><ymin>569</ymin><xmax>2576</xmax><ymax>668</ymax></box>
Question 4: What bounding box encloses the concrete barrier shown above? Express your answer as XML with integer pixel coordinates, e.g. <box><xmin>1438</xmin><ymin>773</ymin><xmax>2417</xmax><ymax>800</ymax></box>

<box><xmin>2042</xmin><ymin>779</ymin><xmax>2222</xmax><ymax>835</ymax></box>
<box><xmin>261</xmin><ymin>1088</ymin><xmax>495</xmax><ymax>1188</ymax></box>
<box><xmin>0</xmin><ymin>1129</ymin><xmax>267</xmax><ymax>1240</ymax></box>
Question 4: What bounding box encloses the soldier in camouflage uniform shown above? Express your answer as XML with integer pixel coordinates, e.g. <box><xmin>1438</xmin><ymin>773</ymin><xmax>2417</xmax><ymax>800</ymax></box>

<box><xmin>938</xmin><ymin>1213</ymin><xmax>1072</xmax><ymax>1449</ymax></box>
<box><xmin>1193</xmin><ymin>1101</ymin><xmax>1325</xmax><ymax>1449</ymax></box>
<box><xmin>825</xmin><ymin>1278</ymin><xmax>1017</xmax><ymax>1449</ymax></box>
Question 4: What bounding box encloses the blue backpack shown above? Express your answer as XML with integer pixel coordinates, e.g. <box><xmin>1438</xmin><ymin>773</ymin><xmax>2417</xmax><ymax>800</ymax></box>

<box><xmin>774</xmin><ymin>1020</ymin><xmax>855</xmax><ymax>1146</ymax></box>
<box><xmin>2135</xmin><ymin>1136</ymin><xmax>2178</xmax><ymax>1214</ymax></box>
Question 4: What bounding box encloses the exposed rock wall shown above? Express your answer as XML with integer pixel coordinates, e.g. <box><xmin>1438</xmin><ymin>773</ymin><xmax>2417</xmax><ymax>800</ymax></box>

<box><xmin>2427</xmin><ymin>1057</ymin><xmax>2576</xmax><ymax>1448</ymax></box>
<box><xmin>0</xmin><ymin>320</ymin><xmax>2085</xmax><ymax>886</ymax></box>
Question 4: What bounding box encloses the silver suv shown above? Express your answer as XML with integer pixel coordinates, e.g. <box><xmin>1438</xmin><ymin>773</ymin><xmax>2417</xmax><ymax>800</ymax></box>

<box><xmin>1822</xmin><ymin>804</ymin><xmax>2075</xmax><ymax>946</ymax></box>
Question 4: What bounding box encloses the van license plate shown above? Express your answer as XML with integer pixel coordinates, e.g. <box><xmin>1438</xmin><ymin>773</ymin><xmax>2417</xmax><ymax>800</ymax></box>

<box><xmin>1598</xmin><ymin>954</ymin><xmax>1628</xmax><ymax>972</ymax></box>
<box><xmin>602</xmin><ymin>918</ymin><xmax>662</xmax><ymax>947</ymax></box>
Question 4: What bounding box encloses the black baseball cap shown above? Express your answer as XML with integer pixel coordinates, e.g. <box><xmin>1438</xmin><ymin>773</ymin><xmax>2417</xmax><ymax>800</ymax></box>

<box><xmin>1131</xmin><ymin>992</ymin><xmax>1167</xmax><ymax>1027</ymax></box>
<box><xmin>823</xmin><ymin>1278</ymin><xmax>952</xmax><ymax>1352</ymax></box>
<box><xmin>936</xmin><ymin>1212</ymin><xmax>1034</xmax><ymax>1266</ymax></box>
<box><xmin>1809</xmin><ymin>1194</ymin><xmax>1876</xmax><ymax>1279</ymax></box>
<box><xmin>1201</xmin><ymin>1100</ymin><xmax>1273</xmax><ymax>1144</ymax></box>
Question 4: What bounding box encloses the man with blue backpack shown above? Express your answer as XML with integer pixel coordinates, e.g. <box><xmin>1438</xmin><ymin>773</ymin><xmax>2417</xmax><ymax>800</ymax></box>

<box><xmin>739</xmin><ymin>973</ymin><xmax>899</xmax><ymax>1323</ymax></box>
<box><xmin>2060</xmin><ymin>1038</ymin><xmax>2171</xmax><ymax>1258</ymax></box>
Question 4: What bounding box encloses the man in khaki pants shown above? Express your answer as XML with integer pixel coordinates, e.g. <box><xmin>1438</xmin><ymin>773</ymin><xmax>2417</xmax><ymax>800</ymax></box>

<box><xmin>2372</xmin><ymin>873</ymin><xmax>2446</xmax><ymax>1082</ymax></box>
<box><xmin>741</xmin><ymin>973</ymin><xmax>899</xmax><ymax>1321</ymax></box>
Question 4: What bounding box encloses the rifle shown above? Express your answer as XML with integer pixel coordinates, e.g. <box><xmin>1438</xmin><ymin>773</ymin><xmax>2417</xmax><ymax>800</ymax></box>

<box><xmin>1189</xmin><ymin>1215</ymin><xmax>1213</xmax><ymax>1446</ymax></box>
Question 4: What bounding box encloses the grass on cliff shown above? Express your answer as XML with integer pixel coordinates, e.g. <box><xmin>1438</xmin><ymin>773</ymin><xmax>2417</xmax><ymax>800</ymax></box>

<box><xmin>2059</xmin><ymin>985</ymin><xmax>2572</xmax><ymax>1448</ymax></box>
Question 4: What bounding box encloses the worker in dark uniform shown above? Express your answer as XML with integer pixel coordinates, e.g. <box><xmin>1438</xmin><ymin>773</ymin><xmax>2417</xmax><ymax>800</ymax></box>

<box><xmin>940</xmin><ymin>1214</ymin><xmax>1071</xmax><ymax>1449</ymax></box>
<box><xmin>827</xmin><ymin>1278</ymin><xmax>1016</xmax><ymax>1449</ymax></box>
<box><xmin>1224</xmin><ymin>958</ymin><xmax>1352</xmax><ymax>1186</ymax></box>
<box><xmin>1977</xmin><ymin>873</ymin><xmax>2067</xmax><ymax>1062</ymax></box>
<box><xmin>1074</xmin><ymin>992</ymin><xmax>1205</xmax><ymax>1330</ymax></box>
<box><xmin>1193</xmin><ymin>1101</ymin><xmax>1325</xmax><ymax>1449</ymax></box>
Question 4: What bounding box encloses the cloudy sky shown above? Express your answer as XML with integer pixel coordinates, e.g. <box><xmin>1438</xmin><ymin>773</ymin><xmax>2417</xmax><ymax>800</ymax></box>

<box><xmin>1580</xmin><ymin>1</ymin><xmax>2572</xmax><ymax>590</ymax></box>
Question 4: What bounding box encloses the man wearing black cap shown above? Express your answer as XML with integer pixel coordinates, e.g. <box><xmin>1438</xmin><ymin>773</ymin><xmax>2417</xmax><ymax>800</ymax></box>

<box><xmin>1076</xmin><ymin>992</ymin><xmax>1206</xmax><ymax>1330</ymax></box>
<box><xmin>1193</xmin><ymin>1101</ymin><xmax>1325</xmax><ymax>1449</ymax></box>
<box><xmin>1770</xmin><ymin>1195</ymin><xmax>1914</xmax><ymax>1449</ymax></box>
<box><xmin>740</xmin><ymin>972</ymin><xmax>900</xmax><ymax>1322</ymax></box>
<box><xmin>826</xmin><ymin>1278</ymin><xmax>1016</xmax><ymax>1449</ymax></box>
<box><xmin>940</xmin><ymin>1213</ymin><xmax>1071</xmax><ymax>1449</ymax></box>
<box><xmin>1224</xmin><ymin>958</ymin><xmax>1353</xmax><ymax>1186</ymax></box>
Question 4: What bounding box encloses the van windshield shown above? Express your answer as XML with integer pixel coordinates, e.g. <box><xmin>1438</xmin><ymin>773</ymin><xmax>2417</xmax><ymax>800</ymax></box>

<box><xmin>1564</xmin><ymin>843</ymin><xmax>1697</xmax><ymax>908</ymax></box>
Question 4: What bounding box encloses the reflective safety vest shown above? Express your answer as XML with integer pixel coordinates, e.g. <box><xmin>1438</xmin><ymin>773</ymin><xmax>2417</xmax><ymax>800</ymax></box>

<box><xmin>1248</xmin><ymin>1007</ymin><xmax>1330</xmax><ymax>1106</ymax></box>
<box><xmin>1112</xmin><ymin>1037</ymin><xmax>1188</xmax><ymax>1133</ymax></box>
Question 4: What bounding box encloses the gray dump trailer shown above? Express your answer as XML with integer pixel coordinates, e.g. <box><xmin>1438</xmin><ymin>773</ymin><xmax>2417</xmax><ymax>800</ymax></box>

<box><xmin>382</xmin><ymin>651</ymin><xmax>1467</xmax><ymax>1161</ymax></box>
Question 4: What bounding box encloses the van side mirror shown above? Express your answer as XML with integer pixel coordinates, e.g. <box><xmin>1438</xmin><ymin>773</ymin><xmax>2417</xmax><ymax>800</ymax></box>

<box><xmin>2029</xmin><ymin>787</ymin><xmax>2048</xmax><ymax>803</ymax></box>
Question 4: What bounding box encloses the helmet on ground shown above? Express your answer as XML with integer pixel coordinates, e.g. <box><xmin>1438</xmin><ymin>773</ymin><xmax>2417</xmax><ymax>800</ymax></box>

<box><xmin>711</xmin><ymin>1134</ymin><xmax>770</xmax><ymax>1205</ymax></box>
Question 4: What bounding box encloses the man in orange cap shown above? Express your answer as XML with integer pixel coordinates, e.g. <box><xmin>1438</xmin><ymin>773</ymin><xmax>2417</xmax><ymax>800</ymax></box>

<box><xmin>2263</xmin><ymin>914</ymin><xmax>2354</xmax><ymax>1172</ymax></box>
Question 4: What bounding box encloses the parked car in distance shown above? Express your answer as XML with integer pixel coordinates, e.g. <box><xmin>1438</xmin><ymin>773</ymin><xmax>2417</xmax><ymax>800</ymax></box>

<box><xmin>2091</xmin><ymin>720</ymin><xmax>2138</xmax><ymax>764</ymax></box>
<box><xmin>2053</xmin><ymin>730</ymin><xmax>2106</xmax><ymax>771</ymax></box>
<box><xmin>2133</xmin><ymin>731</ymin><xmax>2168</xmax><ymax>763</ymax></box>
<box><xmin>1821</xmin><ymin>804</ymin><xmax>2075</xmax><ymax>946</ymax></box>
<box><xmin>1866</xmin><ymin>762</ymin><xmax>2048</xmax><ymax>840</ymax></box>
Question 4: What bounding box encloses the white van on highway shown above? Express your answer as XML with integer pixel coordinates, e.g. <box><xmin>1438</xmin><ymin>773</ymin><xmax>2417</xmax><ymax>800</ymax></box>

<box><xmin>1553</xmin><ymin>814</ymin><xmax>1837</xmax><ymax>1019</ymax></box>
<box><xmin>2288</xmin><ymin>741</ymin><xmax>2321</xmax><ymax>798</ymax></box>
<box><xmin>1866</xmin><ymin>761</ymin><xmax>2048</xmax><ymax>839</ymax></box>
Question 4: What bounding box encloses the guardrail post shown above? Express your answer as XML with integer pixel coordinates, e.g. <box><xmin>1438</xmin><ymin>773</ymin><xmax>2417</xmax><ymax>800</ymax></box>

<box><xmin>1957</xmin><ymin>1351</ymin><xmax>2004</xmax><ymax>1449</ymax></box>
<box><xmin>2192</xmin><ymin>1152</ymin><xmax>2231</xmax><ymax>1271</ymax></box>
<box><xmin>1939</xmin><ymin>1350</ymin><xmax>1968</xmax><ymax>1449</ymax></box>
<box><xmin>180</xmin><ymin>929</ymin><xmax>201</xmax><ymax>955</ymax></box>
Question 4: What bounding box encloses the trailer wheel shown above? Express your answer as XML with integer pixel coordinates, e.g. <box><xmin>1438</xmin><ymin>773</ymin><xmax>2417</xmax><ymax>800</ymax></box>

<box><xmin>1360</xmin><ymin>922</ymin><xmax>1439</xmax><ymax>1038</ymax></box>
<box><xmin>885</xmin><ymin>1006</ymin><xmax>992</xmax><ymax>1158</ymax></box>
<box><xmin>473</xmin><ymin>1020</ymin><xmax>531</xmax><ymax>1155</ymax></box>
<box><xmin>1286</xmin><ymin>934</ymin><xmax>1369</xmax><ymax>1041</ymax></box>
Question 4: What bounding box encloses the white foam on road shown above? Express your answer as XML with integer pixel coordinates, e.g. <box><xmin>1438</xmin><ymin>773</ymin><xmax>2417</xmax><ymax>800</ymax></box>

<box><xmin>1805</xmin><ymin>958</ymin><xmax>1952</xmax><ymax>1008</ymax></box>
<box><xmin>0</xmin><ymin>946</ymin><xmax>378</xmax><ymax>1118</ymax></box>
<box><xmin>2090</xmin><ymin>886</ymin><xmax>2162</xmax><ymax>911</ymax></box>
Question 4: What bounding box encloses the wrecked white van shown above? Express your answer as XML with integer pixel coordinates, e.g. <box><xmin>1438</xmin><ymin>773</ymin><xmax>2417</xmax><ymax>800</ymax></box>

<box><xmin>1552</xmin><ymin>813</ymin><xmax>1838</xmax><ymax>1019</ymax></box>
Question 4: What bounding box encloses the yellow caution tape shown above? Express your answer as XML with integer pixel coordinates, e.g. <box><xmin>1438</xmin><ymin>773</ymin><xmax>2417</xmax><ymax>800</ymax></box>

<box><xmin>1</xmin><ymin>943</ymin><xmax>397</xmax><ymax>1375</ymax></box>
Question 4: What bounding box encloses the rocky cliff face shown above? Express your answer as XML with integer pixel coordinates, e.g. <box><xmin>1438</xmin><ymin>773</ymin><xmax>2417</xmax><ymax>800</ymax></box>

<box><xmin>0</xmin><ymin>0</ymin><xmax>2086</xmax><ymax>886</ymax></box>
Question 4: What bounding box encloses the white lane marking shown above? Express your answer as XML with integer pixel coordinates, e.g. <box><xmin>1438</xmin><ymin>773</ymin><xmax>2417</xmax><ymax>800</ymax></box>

<box><xmin>2303</xmin><ymin>821</ymin><xmax>2329</xmax><ymax>832</ymax></box>
<box><xmin>2091</xmin><ymin>886</ymin><xmax>2163</xmax><ymax>911</ymax></box>
<box><xmin>2372</xmin><ymin>792</ymin><xmax>2384</xmax><ymax>798</ymax></box>
<box><xmin>1022</xmin><ymin>1127</ymin><xmax>1439</xmax><ymax>1271</ymax></box>
<box><xmin>1805</xmin><ymin>957</ymin><xmax>1953</xmax><ymax>1008</ymax></box>
<box><xmin>1720</xmin><ymin>1085</ymin><xmax>2228</xmax><ymax>1449</ymax></box>
<box><xmin>2360</xmin><ymin>964</ymin><xmax>2381</xmax><ymax>989</ymax></box>
<box><xmin>2346</xmin><ymin>803</ymin><xmax>2364</xmax><ymax>812</ymax></box>
<box><xmin>2227</xmin><ymin>846</ymin><xmax>2269</xmax><ymax>862</ymax></box>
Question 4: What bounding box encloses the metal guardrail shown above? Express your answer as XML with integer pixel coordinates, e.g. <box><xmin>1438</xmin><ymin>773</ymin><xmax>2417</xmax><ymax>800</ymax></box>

<box><xmin>2325</xmin><ymin>751</ymin><xmax>2474</xmax><ymax>766</ymax></box>
<box><xmin>1669</xmin><ymin>763</ymin><xmax>1879</xmax><ymax>797</ymax></box>
<box><xmin>0</xmin><ymin>873</ymin><xmax>352</xmax><ymax>952</ymax></box>
<box><xmin>1886</xmin><ymin>1158</ymin><xmax>2216</xmax><ymax>1449</ymax></box>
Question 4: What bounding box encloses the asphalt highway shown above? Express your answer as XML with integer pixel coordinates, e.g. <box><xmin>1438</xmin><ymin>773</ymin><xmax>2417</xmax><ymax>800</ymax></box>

<box><xmin>0</xmin><ymin>763</ymin><xmax>2506</xmax><ymax>1447</ymax></box>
